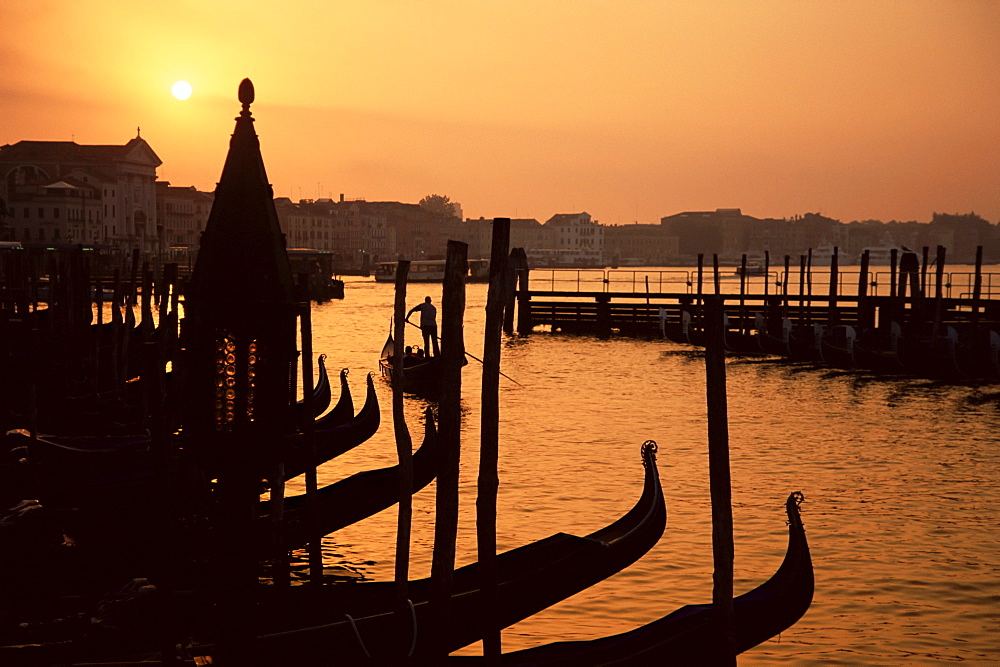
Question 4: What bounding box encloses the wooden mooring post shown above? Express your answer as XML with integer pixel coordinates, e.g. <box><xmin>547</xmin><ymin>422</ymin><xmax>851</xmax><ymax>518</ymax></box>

<box><xmin>479</xmin><ymin>218</ymin><xmax>510</xmax><ymax>660</ymax></box>
<box><xmin>513</xmin><ymin>249</ymin><xmax>532</xmax><ymax>335</ymax></box>
<box><xmin>390</xmin><ymin>260</ymin><xmax>415</xmax><ymax>650</ymax></box>
<box><xmin>703</xmin><ymin>296</ymin><xmax>735</xmax><ymax>664</ymax></box>
<box><xmin>429</xmin><ymin>240</ymin><xmax>468</xmax><ymax>658</ymax></box>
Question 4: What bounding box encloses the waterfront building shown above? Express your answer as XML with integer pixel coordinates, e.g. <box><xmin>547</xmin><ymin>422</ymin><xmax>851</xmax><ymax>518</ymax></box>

<box><xmin>456</xmin><ymin>217</ymin><xmax>549</xmax><ymax>261</ymax></box>
<box><xmin>154</xmin><ymin>182</ymin><xmax>213</xmax><ymax>269</ymax></box>
<box><xmin>542</xmin><ymin>212</ymin><xmax>604</xmax><ymax>266</ymax></box>
<box><xmin>274</xmin><ymin>196</ymin><xmax>395</xmax><ymax>271</ymax></box>
<box><xmin>0</xmin><ymin>132</ymin><xmax>161</xmax><ymax>252</ymax></box>
<box><xmin>603</xmin><ymin>223</ymin><xmax>679</xmax><ymax>266</ymax></box>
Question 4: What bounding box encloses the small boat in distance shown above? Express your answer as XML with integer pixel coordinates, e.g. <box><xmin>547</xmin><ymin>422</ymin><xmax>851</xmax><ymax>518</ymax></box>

<box><xmin>374</xmin><ymin>258</ymin><xmax>490</xmax><ymax>283</ymax></box>
<box><xmin>734</xmin><ymin>254</ymin><xmax>768</xmax><ymax>277</ymax></box>
<box><xmin>810</xmin><ymin>243</ymin><xmax>839</xmax><ymax>266</ymax></box>
<box><xmin>857</xmin><ymin>234</ymin><xmax>909</xmax><ymax>265</ymax></box>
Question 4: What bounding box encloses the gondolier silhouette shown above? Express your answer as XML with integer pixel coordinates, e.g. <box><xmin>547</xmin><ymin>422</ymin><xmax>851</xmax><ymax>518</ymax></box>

<box><xmin>406</xmin><ymin>296</ymin><xmax>440</xmax><ymax>357</ymax></box>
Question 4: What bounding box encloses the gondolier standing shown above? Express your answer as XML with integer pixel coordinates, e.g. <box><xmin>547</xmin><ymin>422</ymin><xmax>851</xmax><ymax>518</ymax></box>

<box><xmin>407</xmin><ymin>296</ymin><xmax>440</xmax><ymax>357</ymax></box>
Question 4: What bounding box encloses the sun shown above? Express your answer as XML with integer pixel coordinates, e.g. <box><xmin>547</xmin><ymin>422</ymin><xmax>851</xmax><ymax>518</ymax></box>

<box><xmin>172</xmin><ymin>81</ymin><xmax>193</xmax><ymax>100</ymax></box>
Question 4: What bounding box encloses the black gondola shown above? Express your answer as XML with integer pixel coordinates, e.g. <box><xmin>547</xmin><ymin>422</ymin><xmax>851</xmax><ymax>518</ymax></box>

<box><xmin>259</xmin><ymin>407</ymin><xmax>437</xmax><ymax>550</ymax></box>
<box><xmin>0</xmin><ymin>441</ymin><xmax>666</xmax><ymax>665</ymax></box>
<box><xmin>450</xmin><ymin>491</ymin><xmax>812</xmax><ymax>664</ymax></box>
<box><xmin>379</xmin><ymin>332</ymin><xmax>463</xmax><ymax>399</ymax></box>
<box><xmin>190</xmin><ymin>441</ymin><xmax>665</xmax><ymax>664</ymax></box>
<box><xmin>0</xmin><ymin>371</ymin><xmax>379</xmax><ymax>504</ymax></box>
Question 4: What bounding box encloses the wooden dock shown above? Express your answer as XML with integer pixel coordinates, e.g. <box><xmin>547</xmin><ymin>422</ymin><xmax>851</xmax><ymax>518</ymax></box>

<box><xmin>510</xmin><ymin>263</ymin><xmax>1000</xmax><ymax>340</ymax></box>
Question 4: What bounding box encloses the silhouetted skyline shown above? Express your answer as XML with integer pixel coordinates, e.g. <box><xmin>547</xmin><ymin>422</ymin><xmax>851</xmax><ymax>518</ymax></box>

<box><xmin>1</xmin><ymin>2</ymin><xmax>997</xmax><ymax>225</ymax></box>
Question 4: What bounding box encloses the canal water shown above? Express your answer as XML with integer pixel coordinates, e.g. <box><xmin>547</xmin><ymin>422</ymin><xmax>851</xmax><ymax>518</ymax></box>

<box><xmin>289</xmin><ymin>269</ymin><xmax>999</xmax><ymax>664</ymax></box>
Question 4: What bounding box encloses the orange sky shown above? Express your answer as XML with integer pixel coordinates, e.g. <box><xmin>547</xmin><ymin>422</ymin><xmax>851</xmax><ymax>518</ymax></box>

<box><xmin>2</xmin><ymin>1</ymin><xmax>997</xmax><ymax>224</ymax></box>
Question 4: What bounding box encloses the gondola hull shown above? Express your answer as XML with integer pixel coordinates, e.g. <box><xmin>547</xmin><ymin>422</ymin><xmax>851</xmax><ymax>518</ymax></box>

<box><xmin>450</xmin><ymin>491</ymin><xmax>812</xmax><ymax>665</ymax></box>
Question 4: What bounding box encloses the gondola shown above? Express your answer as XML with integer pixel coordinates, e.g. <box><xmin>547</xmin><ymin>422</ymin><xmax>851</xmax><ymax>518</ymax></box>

<box><xmin>379</xmin><ymin>332</ymin><xmax>463</xmax><ymax>399</ymax></box>
<box><xmin>44</xmin><ymin>410</ymin><xmax>432</xmax><ymax>590</ymax></box>
<box><xmin>295</xmin><ymin>354</ymin><xmax>332</xmax><ymax>424</ymax></box>
<box><xmin>724</xmin><ymin>313</ymin><xmax>768</xmax><ymax>356</ymax></box>
<box><xmin>259</xmin><ymin>407</ymin><xmax>437</xmax><ymax>550</ymax></box>
<box><xmin>853</xmin><ymin>321</ymin><xmax>907</xmax><ymax>374</ymax></box>
<box><xmin>0</xmin><ymin>441</ymin><xmax>665</xmax><ymax>665</ymax></box>
<box><xmin>189</xmin><ymin>441</ymin><xmax>665</xmax><ymax>664</ymax></box>
<box><xmin>0</xmin><ymin>371</ymin><xmax>379</xmax><ymax>504</ymax></box>
<box><xmin>758</xmin><ymin>317</ymin><xmax>793</xmax><ymax>357</ymax></box>
<box><xmin>820</xmin><ymin>325</ymin><xmax>857</xmax><ymax>370</ymax></box>
<box><xmin>281</xmin><ymin>372</ymin><xmax>380</xmax><ymax>481</ymax></box>
<box><xmin>450</xmin><ymin>491</ymin><xmax>812</xmax><ymax>664</ymax></box>
<box><xmin>897</xmin><ymin>325</ymin><xmax>969</xmax><ymax>381</ymax></box>
<box><xmin>660</xmin><ymin>307</ymin><xmax>694</xmax><ymax>346</ymax></box>
<box><xmin>3</xmin><ymin>353</ymin><xmax>332</xmax><ymax>446</ymax></box>
<box><xmin>787</xmin><ymin>323</ymin><xmax>825</xmax><ymax>363</ymax></box>
<box><xmin>315</xmin><ymin>366</ymin><xmax>354</xmax><ymax>430</ymax></box>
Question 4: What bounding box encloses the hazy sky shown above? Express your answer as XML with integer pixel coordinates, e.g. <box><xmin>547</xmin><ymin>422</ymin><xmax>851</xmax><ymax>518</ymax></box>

<box><xmin>2</xmin><ymin>1</ymin><xmax>997</xmax><ymax>224</ymax></box>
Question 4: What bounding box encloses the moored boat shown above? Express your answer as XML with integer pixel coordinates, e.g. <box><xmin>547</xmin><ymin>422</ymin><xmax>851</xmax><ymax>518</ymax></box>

<box><xmin>194</xmin><ymin>441</ymin><xmax>666</xmax><ymax>663</ymax></box>
<box><xmin>1</xmin><ymin>441</ymin><xmax>666</xmax><ymax>664</ymax></box>
<box><xmin>447</xmin><ymin>491</ymin><xmax>812</xmax><ymax>664</ymax></box>
<box><xmin>374</xmin><ymin>259</ymin><xmax>490</xmax><ymax>283</ymax></box>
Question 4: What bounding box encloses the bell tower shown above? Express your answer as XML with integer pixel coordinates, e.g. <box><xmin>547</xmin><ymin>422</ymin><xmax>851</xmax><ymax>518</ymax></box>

<box><xmin>179</xmin><ymin>79</ymin><xmax>298</xmax><ymax>662</ymax></box>
<box><xmin>183</xmin><ymin>78</ymin><xmax>297</xmax><ymax>449</ymax></box>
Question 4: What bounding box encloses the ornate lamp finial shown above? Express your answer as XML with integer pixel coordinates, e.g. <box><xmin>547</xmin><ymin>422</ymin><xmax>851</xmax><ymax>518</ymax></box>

<box><xmin>238</xmin><ymin>78</ymin><xmax>255</xmax><ymax>116</ymax></box>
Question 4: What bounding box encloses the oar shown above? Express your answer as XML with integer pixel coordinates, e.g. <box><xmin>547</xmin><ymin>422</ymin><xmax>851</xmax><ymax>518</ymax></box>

<box><xmin>404</xmin><ymin>319</ymin><xmax>524</xmax><ymax>388</ymax></box>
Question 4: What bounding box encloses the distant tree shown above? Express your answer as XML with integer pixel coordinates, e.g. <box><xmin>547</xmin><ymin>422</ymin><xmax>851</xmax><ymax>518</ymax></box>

<box><xmin>419</xmin><ymin>194</ymin><xmax>459</xmax><ymax>220</ymax></box>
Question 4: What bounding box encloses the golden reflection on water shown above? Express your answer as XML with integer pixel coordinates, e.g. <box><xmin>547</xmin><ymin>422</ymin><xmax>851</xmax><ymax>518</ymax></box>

<box><xmin>286</xmin><ymin>275</ymin><xmax>999</xmax><ymax>664</ymax></box>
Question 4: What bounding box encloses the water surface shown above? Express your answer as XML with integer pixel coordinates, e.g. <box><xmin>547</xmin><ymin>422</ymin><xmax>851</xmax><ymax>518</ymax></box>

<box><xmin>292</xmin><ymin>272</ymin><xmax>999</xmax><ymax>663</ymax></box>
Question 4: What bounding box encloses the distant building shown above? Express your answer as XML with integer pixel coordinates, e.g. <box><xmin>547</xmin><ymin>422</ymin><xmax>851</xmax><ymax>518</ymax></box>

<box><xmin>540</xmin><ymin>212</ymin><xmax>604</xmax><ymax>267</ymax></box>
<box><xmin>155</xmin><ymin>182</ymin><xmax>213</xmax><ymax>248</ymax></box>
<box><xmin>660</xmin><ymin>208</ymin><xmax>843</xmax><ymax>263</ymax></box>
<box><xmin>603</xmin><ymin>223</ymin><xmax>679</xmax><ymax>266</ymax></box>
<box><xmin>274</xmin><ymin>196</ymin><xmax>397</xmax><ymax>271</ymax></box>
<box><xmin>155</xmin><ymin>181</ymin><xmax>213</xmax><ymax>271</ymax></box>
<box><xmin>458</xmin><ymin>217</ymin><xmax>548</xmax><ymax>260</ymax></box>
<box><xmin>0</xmin><ymin>132</ymin><xmax>161</xmax><ymax>252</ymax></box>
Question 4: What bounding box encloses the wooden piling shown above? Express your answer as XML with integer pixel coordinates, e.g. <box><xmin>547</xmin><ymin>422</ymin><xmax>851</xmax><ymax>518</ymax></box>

<box><xmin>798</xmin><ymin>256</ymin><xmax>807</xmax><ymax>324</ymax></box>
<box><xmin>972</xmin><ymin>246</ymin><xmax>983</xmax><ymax>329</ymax></box>
<box><xmin>430</xmin><ymin>240</ymin><xmax>468</xmax><ymax>658</ymax></box>
<box><xmin>764</xmin><ymin>250</ymin><xmax>770</xmax><ymax>296</ymax></box>
<box><xmin>921</xmin><ymin>246</ymin><xmax>930</xmax><ymax>297</ymax></box>
<box><xmin>479</xmin><ymin>219</ymin><xmax>510</xmax><ymax>661</ymax></box>
<box><xmin>858</xmin><ymin>250</ymin><xmax>872</xmax><ymax>330</ymax></box>
<box><xmin>703</xmin><ymin>296</ymin><xmax>735</xmax><ymax>664</ymax></box>
<box><xmin>932</xmin><ymin>245</ymin><xmax>946</xmax><ymax>339</ymax></box>
<box><xmin>110</xmin><ymin>270</ymin><xmax>122</xmax><ymax>399</ymax></box>
<box><xmin>712</xmin><ymin>254</ymin><xmax>721</xmax><ymax>295</ymax></box>
<box><xmin>806</xmin><ymin>249</ymin><xmax>813</xmax><ymax>308</ymax></box>
<box><xmin>889</xmin><ymin>249</ymin><xmax>898</xmax><ymax>299</ymax></box>
<box><xmin>738</xmin><ymin>254</ymin><xmax>747</xmax><ymax>336</ymax></box>
<box><xmin>141</xmin><ymin>261</ymin><xmax>153</xmax><ymax>335</ymax></box>
<box><xmin>513</xmin><ymin>249</ymin><xmax>532</xmax><ymax>335</ymax></box>
<box><xmin>696</xmin><ymin>253</ymin><xmax>704</xmax><ymax>323</ymax></box>
<box><xmin>596</xmin><ymin>293</ymin><xmax>612</xmax><ymax>339</ymax></box>
<box><xmin>298</xmin><ymin>275</ymin><xmax>322</xmax><ymax>584</ymax></box>
<box><xmin>782</xmin><ymin>255</ymin><xmax>790</xmax><ymax>310</ymax></box>
<box><xmin>391</xmin><ymin>260</ymin><xmax>415</xmax><ymax>650</ymax></box>
<box><xmin>828</xmin><ymin>246</ymin><xmax>839</xmax><ymax>327</ymax></box>
<box><xmin>502</xmin><ymin>249</ymin><xmax>518</xmax><ymax>335</ymax></box>
<box><xmin>94</xmin><ymin>276</ymin><xmax>104</xmax><ymax>393</ymax></box>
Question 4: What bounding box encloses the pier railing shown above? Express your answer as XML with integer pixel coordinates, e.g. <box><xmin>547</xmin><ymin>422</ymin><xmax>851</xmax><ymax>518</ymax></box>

<box><xmin>526</xmin><ymin>268</ymin><xmax>1000</xmax><ymax>300</ymax></box>
<box><xmin>516</xmin><ymin>268</ymin><xmax>1000</xmax><ymax>337</ymax></box>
